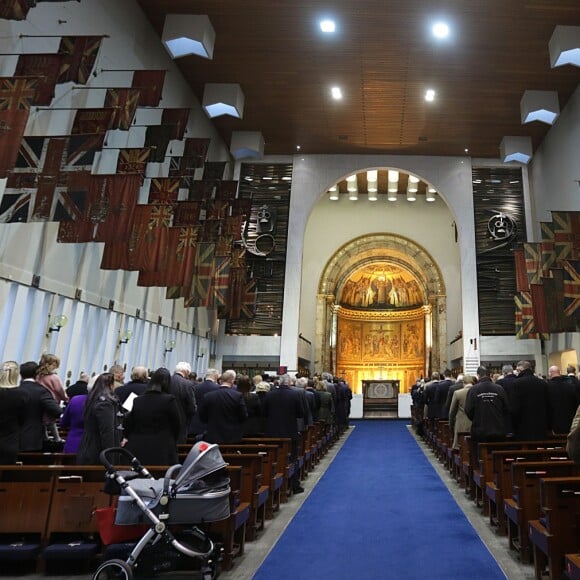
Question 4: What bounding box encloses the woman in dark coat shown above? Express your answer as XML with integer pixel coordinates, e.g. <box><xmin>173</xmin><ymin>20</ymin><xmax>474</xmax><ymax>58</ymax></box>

<box><xmin>123</xmin><ymin>367</ymin><xmax>182</xmax><ymax>466</ymax></box>
<box><xmin>76</xmin><ymin>373</ymin><xmax>122</xmax><ymax>465</ymax></box>
<box><xmin>237</xmin><ymin>374</ymin><xmax>263</xmax><ymax>436</ymax></box>
<box><xmin>0</xmin><ymin>361</ymin><xmax>29</xmax><ymax>463</ymax></box>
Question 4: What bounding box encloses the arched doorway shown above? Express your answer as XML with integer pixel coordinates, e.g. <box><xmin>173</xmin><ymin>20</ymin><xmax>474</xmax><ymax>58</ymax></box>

<box><xmin>315</xmin><ymin>233</ymin><xmax>446</xmax><ymax>393</ymax></box>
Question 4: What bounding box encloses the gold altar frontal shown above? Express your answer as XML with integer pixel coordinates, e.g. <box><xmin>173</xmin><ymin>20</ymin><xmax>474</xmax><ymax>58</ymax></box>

<box><xmin>336</xmin><ymin>305</ymin><xmax>428</xmax><ymax>393</ymax></box>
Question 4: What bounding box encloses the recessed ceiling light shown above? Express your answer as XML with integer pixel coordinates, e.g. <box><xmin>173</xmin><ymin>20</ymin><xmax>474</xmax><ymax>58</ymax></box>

<box><xmin>320</xmin><ymin>19</ymin><xmax>336</xmax><ymax>33</ymax></box>
<box><xmin>425</xmin><ymin>89</ymin><xmax>436</xmax><ymax>102</ymax></box>
<box><xmin>432</xmin><ymin>21</ymin><xmax>450</xmax><ymax>39</ymax></box>
<box><xmin>331</xmin><ymin>86</ymin><xmax>343</xmax><ymax>100</ymax></box>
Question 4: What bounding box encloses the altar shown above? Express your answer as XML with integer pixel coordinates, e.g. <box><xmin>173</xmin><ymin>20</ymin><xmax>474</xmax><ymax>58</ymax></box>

<box><xmin>361</xmin><ymin>379</ymin><xmax>400</xmax><ymax>415</ymax></box>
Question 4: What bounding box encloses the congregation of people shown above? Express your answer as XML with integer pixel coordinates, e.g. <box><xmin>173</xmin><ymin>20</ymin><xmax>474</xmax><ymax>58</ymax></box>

<box><xmin>410</xmin><ymin>360</ymin><xmax>580</xmax><ymax>458</ymax></box>
<box><xmin>0</xmin><ymin>356</ymin><xmax>353</xmax><ymax>495</ymax></box>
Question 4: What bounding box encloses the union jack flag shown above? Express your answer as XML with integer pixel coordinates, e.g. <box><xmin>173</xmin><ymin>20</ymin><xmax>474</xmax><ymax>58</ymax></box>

<box><xmin>58</xmin><ymin>36</ymin><xmax>102</xmax><ymax>85</ymax></box>
<box><xmin>184</xmin><ymin>242</ymin><xmax>216</xmax><ymax>308</ymax></box>
<box><xmin>0</xmin><ymin>0</ymin><xmax>32</xmax><ymax>20</ymax></box>
<box><xmin>104</xmin><ymin>88</ymin><xmax>140</xmax><ymax>130</ymax></box>
<box><xmin>117</xmin><ymin>148</ymin><xmax>151</xmax><ymax>175</ymax></box>
<box><xmin>563</xmin><ymin>260</ymin><xmax>580</xmax><ymax>319</ymax></box>
<box><xmin>514</xmin><ymin>291</ymin><xmax>539</xmax><ymax>339</ymax></box>
<box><xmin>542</xmin><ymin>211</ymin><xmax>580</xmax><ymax>261</ymax></box>
<box><xmin>148</xmin><ymin>178</ymin><xmax>180</xmax><ymax>204</ymax></box>
<box><xmin>0</xmin><ymin>77</ymin><xmax>38</xmax><ymax>110</ymax></box>
<box><xmin>14</xmin><ymin>54</ymin><xmax>62</xmax><ymax>106</ymax></box>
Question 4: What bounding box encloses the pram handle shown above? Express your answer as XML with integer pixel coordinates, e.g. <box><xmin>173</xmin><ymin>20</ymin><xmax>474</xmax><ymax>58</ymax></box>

<box><xmin>100</xmin><ymin>447</ymin><xmax>147</xmax><ymax>475</ymax></box>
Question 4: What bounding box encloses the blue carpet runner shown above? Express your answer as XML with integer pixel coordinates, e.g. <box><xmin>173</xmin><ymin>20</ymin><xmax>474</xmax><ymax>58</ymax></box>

<box><xmin>254</xmin><ymin>420</ymin><xmax>506</xmax><ymax>580</ymax></box>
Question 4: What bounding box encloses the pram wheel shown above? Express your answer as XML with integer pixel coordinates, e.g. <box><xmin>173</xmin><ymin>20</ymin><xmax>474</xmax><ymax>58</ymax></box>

<box><xmin>93</xmin><ymin>558</ymin><xmax>133</xmax><ymax>580</ymax></box>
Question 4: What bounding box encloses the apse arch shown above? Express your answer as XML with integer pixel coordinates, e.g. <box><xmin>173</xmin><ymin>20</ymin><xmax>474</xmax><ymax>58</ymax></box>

<box><xmin>314</xmin><ymin>233</ymin><xmax>447</xmax><ymax>383</ymax></box>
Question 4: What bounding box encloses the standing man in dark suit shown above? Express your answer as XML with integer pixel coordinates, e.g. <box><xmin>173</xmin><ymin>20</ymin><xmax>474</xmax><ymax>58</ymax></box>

<box><xmin>263</xmin><ymin>374</ymin><xmax>305</xmax><ymax>494</ymax></box>
<box><xmin>189</xmin><ymin>368</ymin><xmax>220</xmax><ymax>439</ymax></box>
<box><xmin>115</xmin><ymin>365</ymin><xmax>149</xmax><ymax>405</ymax></box>
<box><xmin>66</xmin><ymin>371</ymin><xmax>90</xmax><ymax>398</ymax></box>
<box><xmin>546</xmin><ymin>365</ymin><xmax>579</xmax><ymax>434</ymax></box>
<box><xmin>18</xmin><ymin>361</ymin><xmax>62</xmax><ymax>452</ymax></box>
<box><xmin>198</xmin><ymin>370</ymin><xmax>247</xmax><ymax>444</ymax></box>
<box><xmin>511</xmin><ymin>360</ymin><xmax>549</xmax><ymax>440</ymax></box>
<box><xmin>170</xmin><ymin>362</ymin><xmax>197</xmax><ymax>444</ymax></box>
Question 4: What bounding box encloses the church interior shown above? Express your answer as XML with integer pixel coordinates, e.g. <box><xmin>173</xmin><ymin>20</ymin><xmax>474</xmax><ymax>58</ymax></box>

<box><xmin>1</xmin><ymin>0</ymin><xmax>580</xmax><ymax>578</ymax></box>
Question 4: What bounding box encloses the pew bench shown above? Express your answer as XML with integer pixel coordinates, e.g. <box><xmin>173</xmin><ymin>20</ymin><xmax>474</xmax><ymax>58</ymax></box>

<box><xmin>218</xmin><ymin>453</ymin><xmax>269</xmax><ymax>542</ymax></box>
<box><xmin>504</xmin><ymin>461</ymin><xmax>577</xmax><ymax>564</ymax></box>
<box><xmin>528</xmin><ymin>476</ymin><xmax>580</xmax><ymax>580</ymax></box>
<box><xmin>486</xmin><ymin>448</ymin><xmax>569</xmax><ymax>536</ymax></box>
<box><xmin>218</xmin><ymin>444</ymin><xmax>283</xmax><ymax>519</ymax></box>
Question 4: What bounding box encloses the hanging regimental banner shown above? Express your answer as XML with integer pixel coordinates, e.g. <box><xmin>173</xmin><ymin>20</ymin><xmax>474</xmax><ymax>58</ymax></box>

<box><xmin>472</xmin><ymin>167</ymin><xmax>527</xmax><ymax>335</ymax></box>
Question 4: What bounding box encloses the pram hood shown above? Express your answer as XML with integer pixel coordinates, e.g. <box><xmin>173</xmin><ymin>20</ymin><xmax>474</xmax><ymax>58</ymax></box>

<box><xmin>174</xmin><ymin>441</ymin><xmax>228</xmax><ymax>491</ymax></box>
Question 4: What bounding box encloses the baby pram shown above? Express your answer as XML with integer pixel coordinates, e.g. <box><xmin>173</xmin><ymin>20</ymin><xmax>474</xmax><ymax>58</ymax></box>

<box><xmin>93</xmin><ymin>442</ymin><xmax>230</xmax><ymax>580</ymax></box>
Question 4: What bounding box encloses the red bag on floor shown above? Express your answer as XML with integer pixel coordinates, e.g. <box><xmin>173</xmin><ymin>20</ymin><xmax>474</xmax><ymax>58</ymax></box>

<box><xmin>96</xmin><ymin>507</ymin><xmax>148</xmax><ymax>545</ymax></box>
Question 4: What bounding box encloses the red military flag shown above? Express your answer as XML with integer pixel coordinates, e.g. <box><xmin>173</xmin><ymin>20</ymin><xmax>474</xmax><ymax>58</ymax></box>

<box><xmin>71</xmin><ymin>108</ymin><xmax>114</xmax><ymax>135</ymax></box>
<box><xmin>14</xmin><ymin>53</ymin><xmax>62</xmax><ymax>105</ymax></box>
<box><xmin>530</xmin><ymin>283</ymin><xmax>549</xmax><ymax>335</ymax></box>
<box><xmin>0</xmin><ymin>108</ymin><xmax>29</xmax><ymax>178</ymax></box>
<box><xmin>93</xmin><ymin>174</ymin><xmax>141</xmax><ymax>243</ymax></box>
<box><xmin>173</xmin><ymin>201</ymin><xmax>201</xmax><ymax>225</ymax></box>
<box><xmin>542</xmin><ymin>270</ymin><xmax>576</xmax><ymax>333</ymax></box>
<box><xmin>131</xmin><ymin>70</ymin><xmax>166</xmax><ymax>107</ymax></box>
<box><xmin>513</xmin><ymin>247</ymin><xmax>529</xmax><ymax>292</ymax></box>
<box><xmin>58</xmin><ymin>36</ymin><xmax>102</xmax><ymax>84</ymax></box>
<box><xmin>104</xmin><ymin>88</ymin><xmax>140</xmax><ymax>130</ymax></box>
<box><xmin>126</xmin><ymin>204</ymin><xmax>173</xmax><ymax>271</ymax></box>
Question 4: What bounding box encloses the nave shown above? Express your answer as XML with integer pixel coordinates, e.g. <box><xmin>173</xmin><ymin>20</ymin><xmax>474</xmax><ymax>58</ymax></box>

<box><xmin>19</xmin><ymin>420</ymin><xmax>533</xmax><ymax>580</ymax></box>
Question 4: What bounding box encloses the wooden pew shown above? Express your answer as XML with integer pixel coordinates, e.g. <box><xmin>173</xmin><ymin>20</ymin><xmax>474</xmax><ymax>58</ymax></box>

<box><xmin>242</xmin><ymin>437</ymin><xmax>294</xmax><ymax>501</ymax></box>
<box><xmin>505</xmin><ymin>461</ymin><xmax>577</xmax><ymax>564</ymax></box>
<box><xmin>202</xmin><ymin>465</ymin><xmax>249</xmax><ymax>572</ymax></box>
<box><xmin>214</xmin><ymin>453</ymin><xmax>269</xmax><ymax>542</ymax></box>
<box><xmin>528</xmin><ymin>476</ymin><xmax>580</xmax><ymax>580</ymax></box>
<box><xmin>472</xmin><ymin>438</ymin><xmax>566</xmax><ymax>514</ymax></box>
<box><xmin>42</xmin><ymin>466</ymin><xmax>110</xmax><ymax>571</ymax></box>
<box><xmin>218</xmin><ymin>444</ymin><xmax>282</xmax><ymax>519</ymax></box>
<box><xmin>566</xmin><ymin>553</ymin><xmax>580</xmax><ymax>580</ymax></box>
<box><xmin>485</xmin><ymin>448</ymin><xmax>569</xmax><ymax>535</ymax></box>
<box><xmin>17</xmin><ymin>452</ymin><xmax>77</xmax><ymax>465</ymax></box>
<box><xmin>0</xmin><ymin>465</ymin><xmax>56</xmax><ymax>570</ymax></box>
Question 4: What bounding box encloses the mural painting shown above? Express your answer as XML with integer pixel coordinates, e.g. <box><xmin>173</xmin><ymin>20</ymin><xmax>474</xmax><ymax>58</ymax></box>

<box><xmin>338</xmin><ymin>263</ymin><xmax>423</xmax><ymax>310</ymax></box>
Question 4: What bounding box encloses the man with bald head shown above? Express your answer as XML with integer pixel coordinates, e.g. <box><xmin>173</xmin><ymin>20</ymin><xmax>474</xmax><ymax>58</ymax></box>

<box><xmin>547</xmin><ymin>365</ymin><xmax>580</xmax><ymax>434</ymax></box>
